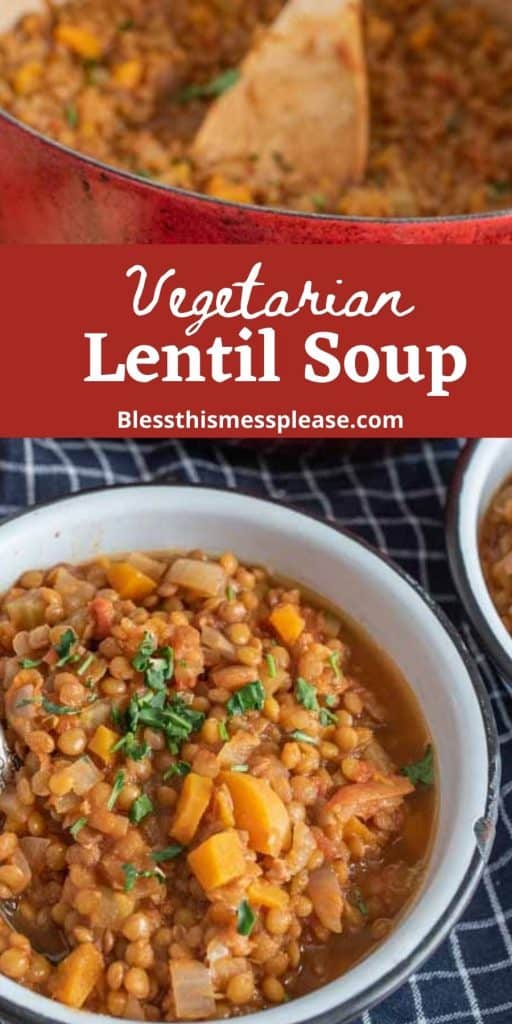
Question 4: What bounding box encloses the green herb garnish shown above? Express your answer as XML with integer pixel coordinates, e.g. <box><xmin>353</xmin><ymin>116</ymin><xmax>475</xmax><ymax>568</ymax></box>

<box><xmin>54</xmin><ymin>628</ymin><xmax>76</xmax><ymax>666</ymax></box>
<box><xmin>295</xmin><ymin>677</ymin><xmax>318</xmax><ymax>711</ymax></box>
<box><xmin>226</xmin><ymin>681</ymin><xmax>265</xmax><ymax>717</ymax></box>
<box><xmin>231</xmin><ymin>765</ymin><xmax>249</xmax><ymax>773</ymax></box>
<box><xmin>401</xmin><ymin>745</ymin><xmax>434</xmax><ymax>787</ymax></box>
<box><xmin>122</xmin><ymin>862</ymin><xmax>165</xmax><ymax>892</ymax></box>
<box><xmin>152</xmin><ymin>844</ymin><xmax>185</xmax><ymax>863</ymax></box>
<box><xmin>218</xmin><ymin>720</ymin><xmax>229</xmax><ymax>742</ymax></box>
<box><xmin>19</xmin><ymin>657</ymin><xmax>42</xmax><ymax>669</ymax></box>
<box><xmin>64</xmin><ymin>104</ymin><xmax>78</xmax><ymax>128</ymax></box>
<box><xmin>69</xmin><ymin>817</ymin><xmax>87</xmax><ymax>838</ymax></box>
<box><xmin>146</xmin><ymin>646</ymin><xmax>174</xmax><ymax>691</ymax></box>
<box><xmin>132</xmin><ymin>631</ymin><xmax>157</xmax><ymax>671</ymax></box>
<box><xmin>163</xmin><ymin>761</ymin><xmax>191</xmax><ymax>780</ymax></box>
<box><xmin>289</xmin><ymin>730</ymin><xmax>318</xmax><ymax>745</ymax></box>
<box><xmin>325</xmin><ymin>694</ymin><xmax>337</xmax><ymax>708</ymax></box>
<box><xmin>319</xmin><ymin>707</ymin><xmax>338</xmax><ymax>727</ymax></box>
<box><xmin>77</xmin><ymin>652</ymin><xmax>94</xmax><ymax>677</ymax></box>
<box><xmin>42</xmin><ymin>698</ymin><xmax>76</xmax><ymax>716</ymax></box>
<box><xmin>129</xmin><ymin>793</ymin><xmax>153</xmax><ymax>824</ymax></box>
<box><xmin>328</xmin><ymin>651</ymin><xmax>342</xmax><ymax>679</ymax></box>
<box><xmin>237</xmin><ymin>900</ymin><xmax>257</xmax><ymax>937</ymax></box>
<box><xmin>177</xmin><ymin>68</ymin><xmax>240</xmax><ymax>104</ymax></box>
<box><xmin>107</xmin><ymin>770</ymin><xmax>125</xmax><ymax>810</ymax></box>
<box><xmin>226</xmin><ymin>584</ymin><xmax>236</xmax><ymax>602</ymax></box>
<box><xmin>111</xmin><ymin>732</ymin><xmax>150</xmax><ymax>761</ymax></box>
<box><xmin>265</xmin><ymin>654</ymin><xmax>277</xmax><ymax>679</ymax></box>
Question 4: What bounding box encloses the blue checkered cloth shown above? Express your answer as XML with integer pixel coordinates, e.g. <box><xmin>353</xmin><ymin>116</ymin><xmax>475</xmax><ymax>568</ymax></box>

<box><xmin>0</xmin><ymin>438</ymin><xmax>510</xmax><ymax>1024</ymax></box>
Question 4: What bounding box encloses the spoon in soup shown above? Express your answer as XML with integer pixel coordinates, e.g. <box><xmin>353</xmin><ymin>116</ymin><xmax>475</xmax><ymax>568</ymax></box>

<box><xmin>0</xmin><ymin>722</ymin><xmax>69</xmax><ymax>963</ymax></box>
<box><xmin>192</xmin><ymin>0</ymin><xmax>368</xmax><ymax>210</ymax></box>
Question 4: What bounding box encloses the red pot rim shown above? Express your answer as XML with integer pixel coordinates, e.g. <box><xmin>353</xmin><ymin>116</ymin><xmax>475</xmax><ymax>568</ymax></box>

<box><xmin>2</xmin><ymin>104</ymin><xmax>512</xmax><ymax>228</ymax></box>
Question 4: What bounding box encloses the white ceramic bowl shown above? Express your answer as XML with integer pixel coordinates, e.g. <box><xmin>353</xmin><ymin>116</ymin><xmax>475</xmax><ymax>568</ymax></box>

<box><xmin>0</xmin><ymin>485</ymin><xmax>499</xmax><ymax>1024</ymax></box>
<box><xmin>447</xmin><ymin>438</ymin><xmax>512</xmax><ymax>685</ymax></box>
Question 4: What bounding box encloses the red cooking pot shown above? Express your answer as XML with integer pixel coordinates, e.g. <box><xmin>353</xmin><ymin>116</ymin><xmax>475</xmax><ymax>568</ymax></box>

<box><xmin>1</xmin><ymin>0</ymin><xmax>512</xmax><ymax>244</ymax></box>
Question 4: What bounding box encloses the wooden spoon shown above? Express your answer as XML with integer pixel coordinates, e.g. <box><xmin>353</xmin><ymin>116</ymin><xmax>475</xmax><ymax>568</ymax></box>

<box><xmin>192</xmin><ymin>0</ymin><xmax>368</xmax><ymax>206</ymax></box>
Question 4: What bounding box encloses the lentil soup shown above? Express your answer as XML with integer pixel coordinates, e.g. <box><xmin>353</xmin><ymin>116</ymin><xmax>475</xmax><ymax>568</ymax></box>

<box><xmin>0</xmin><ymin>548</ymin><xmax>435</xmax><ymax>1019</ymax></box>
<box><xmin>1</xmin><ymin>0</ymin><xmax>512</xmax><ymax>217</ymax></box>
<box><xmin>480</xmin><ymin>474</ymin><xmax>512</xmax><ymax>634</ymax></box>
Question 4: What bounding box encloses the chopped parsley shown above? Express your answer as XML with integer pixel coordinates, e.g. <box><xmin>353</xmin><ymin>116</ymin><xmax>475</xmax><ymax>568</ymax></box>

<box><xmin>325</xmin><ymin>694</ymin><xmax>337</xmax><ymax>708</ymax></box>
<box><xmin>19</xmin><ymin>657</ymin><xmax>41</xmax><ymax>669</ymax></box>
<box><xmin>64</xmin><ymin>104</ymin><xmax>78</xmax><ymax>129</ymax></box>
<box><xmin>107</xmin><ymin>770</ymin><xmax>125</xmax><ymax>810</ymax></box>
<box><xmin>226</xmin><ymin>680</ymin><xmax>265</xmax><ymax>717</ymax></box>
<box><xmin>312</xmin><ymin>193</ymin><xmax>326</xmax><ymax>212</ymax></box>
<box><xmin>328</xmin><ymin>651</ymin><xmax>342</xmax><ymax>679</ymax></box>
<box><xmin>319</xmin><ymin>707</ymin><xmax>338</xmax><ymax>727</ymax></box>
<box><xmin>111</xmin><ymin>732</ymin><xmax>150</xmax><ymax>761</ymax></box>
<box><xmin>265</xmin><ymin>653</ymin><xmax>277</xmax><ymax>679</ymax></box>
<box><xmin>115</xmin><ymin>689</ymin><xmax>204</xmax><ymax>756</ymax></box>
<box><xmin>163</xmin><ymin>761</ymin><xmax>191</xmax><ymax>781</ymax></box>
<box><xmin>77</xmin><ymin>653</ymin><xmax>94</xmax><ymax>677</ymax></box>
<box><xmin>122</xmin><ymin>862</ymin><xmax>165</xmax><ymax>892</ymax></box>
<box><xmin>225</xmin><ymin>584</ymin><xmax>236</xmax><ymax>602</ymax></box>
<box><xmin>129</xmin><ymin>793</ymin><xmax>154</xmax><ymax>824</ymax></box>
<box><xmin>237</xmin><ymin>900</ymin><xmax>257</xmax><ymax>937</ymax></box>
<box><xmin>69</xmin><ymin>817</ymin><xmax>87</xmax><ymax>838</ymax></box>
<box><xmin>151</xmin><ymin>843</ymin><xmax>185</xmax><ymax>863</ymax></box>
<box><xmin>177</xmin><ymin>68</ymin><xmax>240</xmax><ymax>104</ymax></box>
<box><xmin>42</xmin><ymin>698</ymin><xmax>76</xmax><ymax>716</ymax></box>
<box><xmin>132</xmin><ymin>631</ymin><xmax>157</xmax><ymax>671</ymax></box>
<box><xmin>54</xmin><ymin>628</ymin><xmax>76</xmax><ymax>666</ymax></box>
<box><xmin>401</xmin><ymin>745</ymin><xmax>434</xmax><ymax>787</ymax></box>
<box><xmin>132</xmin><ymin>633</ymin><xmax>174</xmax><ymax>691</ymax></box>
<box><xmin>218</xmin><ymin>720</ymin><xmax>229</xmax><ymax>742</ymax></box>
<box><xmin>289</xmin><ymin>730</ymin><xmax>318</xmax><ymax>745</ymax></box>
<box><xmin>295</xmin><ymin>677</ymin><xmax>318</xmax><ymax>711</ymax></box>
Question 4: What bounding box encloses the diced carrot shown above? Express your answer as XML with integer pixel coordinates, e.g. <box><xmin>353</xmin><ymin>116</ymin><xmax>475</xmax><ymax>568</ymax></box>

<box><xmin>52</xmin><ymin>942</ymin><xmax>103</xmax><ymax>1008</ymax></box>
<box><xmin>187</xmin><ymin>829</ymin><xmax>246</xmax><ymax>891</ymax></box>
<box><xmin>268</xmin><ymin>603</ymin><xmax>305</xmax><ymax>644</ymax></box>
<box><xmin>170</xmin><ymin>773</ymin><xmax>213</xmax><ymax>845</ymax></box>
<box><xmin>248</xmin><ymin>879</ymin><xmax>290</xmax><ymax>909</ymax></box>
<box><xmin>221</xmin><ymin>772</ymin><xmax>290</xmax><ymax>857</ymax></box>
<box><xmin>106</xmin><ymin>560</ymin><xmax>157</xmax><ymax>602</ymax></box>
<box><xmin>54</xmin><ymin>24</ymin><xmax>103</xmax><ymax>60</ymax></box>
<box><xmin>88</xmin><ymin>724</ymin><xmax>118</xmax><ymax>764</ymax></box>
<box><xmin>112</xmin><ymin>59</ymin><xmax>143</xmax><ymax>89</ymax></box>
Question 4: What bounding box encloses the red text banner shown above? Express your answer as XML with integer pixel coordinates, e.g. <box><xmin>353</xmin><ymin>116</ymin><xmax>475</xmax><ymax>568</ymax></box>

<box><xmin>0</xmin><ymin>245</ymin><xmax>508</xmax><ymax>437</ymax></box>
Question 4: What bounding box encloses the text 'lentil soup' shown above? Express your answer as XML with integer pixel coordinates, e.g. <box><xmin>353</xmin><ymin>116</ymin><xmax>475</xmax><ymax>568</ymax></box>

<box><xmin>0</xmin><ymin>549</ymin><xmax>435</xmax><ymax>1019</ymax></box>
<box><xmin>1</xmin><ymin>0</ymin><xmax>512</xmax><ymax>217</ymax></box>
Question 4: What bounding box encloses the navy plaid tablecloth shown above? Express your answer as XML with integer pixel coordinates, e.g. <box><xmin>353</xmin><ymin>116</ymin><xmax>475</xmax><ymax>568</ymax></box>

<box><xmin>0</xmin><ymin>437</ymin><xmax>510</xmax><ymax>1024</ymax></box>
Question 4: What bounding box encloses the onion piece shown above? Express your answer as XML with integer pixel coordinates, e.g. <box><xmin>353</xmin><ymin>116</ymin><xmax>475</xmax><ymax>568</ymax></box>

<box><xmin>128</xmin><ymin>552</ymin><xmax>166</xmax><ymax>581</ymax></box>
<box><xmin>308</xmin><ymin>864</ymin><xmax>343</xmax><ymax>933</ymax></box>
<box><xmin>19</xmin><ymin>837</ymin><xmax>50</xmax><ymax>870</ymax></box>
<box><xmin>54</xmin><ymin>567</ymin><xmax>95</xmax><ymax>613</ymax></box>
<box><xmin>68</xmin><ymin>755</ymin><xmax>102</xmax><ymax>795</ymax></box>
<box><xmin>169</xmin><ymin>558</ymin><xmax>226</xmax><ymax>598</ymax></box>
<box><xmin>170</xmin><ymin>960</ymin><xmax>216</xmax><ymax>1020</ymax></box>
<box><xmin>201</xmin><ymin>625</ymin><xmax>235</xmax><ymax>659</ymax></box>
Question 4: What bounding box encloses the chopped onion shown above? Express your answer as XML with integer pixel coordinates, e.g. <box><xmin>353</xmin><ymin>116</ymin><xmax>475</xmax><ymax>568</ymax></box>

<box><xmin>54</xmin><ymin>567</ymin><xmax>95</xmax><ymax>613</ymax></box>
<box><xmin>201</xmin><ymin>625</ymin><xmax>235</xmax><ymax>659</ymax></box>
<box><xmin>68</xmin><ymin>756</ymin><xmax>102</xmax><ymax>795</ymax></box>
<box><xmin>308</xmin><ymin>864</ymin><xmax>343</xmax><ymax>933</ymax></box>
<box><xmin>80</xmin><ymin>699</ymin><xmax>111</xmax><ymax>732</ymax></box>
<box><xmin>128</xmin><ymin>552</ymin><xmax>166</xmax><ymax>581</ymax></box>
<box><xmin>169</xmin><ymin>558</ymin><xmax>226</xmax><ymax>598</ymax></box>
<box><xmin>19</xmin><ymin>837</ymin><xmax>50</xmax><ymax>870</ymax></box>
<box><xmin>170</xmin><ymin>960</ymin><xmax>216</xmax><ymax>1020</ymax></box>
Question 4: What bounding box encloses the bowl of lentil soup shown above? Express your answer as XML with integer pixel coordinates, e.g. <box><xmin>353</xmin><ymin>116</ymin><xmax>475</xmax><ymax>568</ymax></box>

<box><xmin>1</xmin><ymin>0</ymin><xmax>512</xmax><ymax>242</ymax></box>
<box><xmin>447</xmin><ymin>438</ymin><xmax>512</xmax><ymax>686</ymax></box>
<box><xmin>0</xmin><ymin>485</ymin><xmax>498</xmax><ymax>1024</ymax></box>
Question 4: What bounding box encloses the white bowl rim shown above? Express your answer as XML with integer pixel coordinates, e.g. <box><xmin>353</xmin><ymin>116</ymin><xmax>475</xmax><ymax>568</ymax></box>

<box><xmin>0</xmin><ymin>483</ymin><xmax>500</xmax><ymax>1024</ymax></box>
<box><xmin>446</xmin><ymin>438</ymin><xmax>512</xmax><ymax>682</ymax></box>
